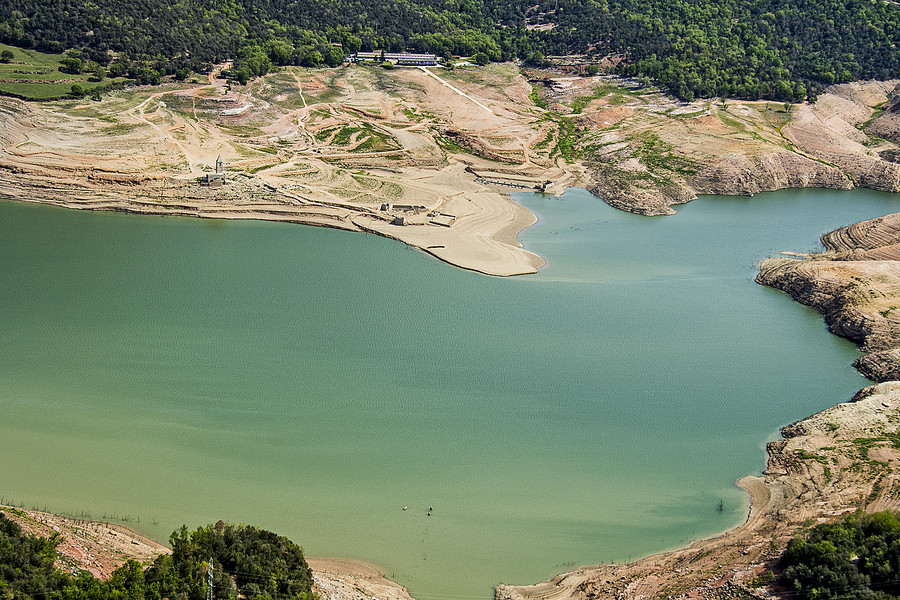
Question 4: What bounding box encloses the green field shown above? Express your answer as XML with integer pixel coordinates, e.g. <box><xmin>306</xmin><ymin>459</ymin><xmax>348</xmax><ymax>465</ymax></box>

<box><xmin>0</xmin><ymin>43</ymin><xmax>126</xmax><ymax>100</ymax></box>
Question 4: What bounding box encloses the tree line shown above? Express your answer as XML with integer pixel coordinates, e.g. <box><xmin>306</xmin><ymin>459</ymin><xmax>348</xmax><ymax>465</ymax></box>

<box><xmin>779</xmin><ymin>510</ymin><xmax>900</xmax><ymax>600</ymax></box>
<box><xmin>0</xmin><ymin>513</ymin><xmax>315</xmax><ymax>600</ymax></box>
<box><xmin>0</xmin><ymin>0</ymin><xmax>898</xmax><ymax>100</ymax></box>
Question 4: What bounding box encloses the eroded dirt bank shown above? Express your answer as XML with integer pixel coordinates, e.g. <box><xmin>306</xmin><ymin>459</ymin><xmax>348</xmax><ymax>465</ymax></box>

<box><xmin>534</xmin><ymin>75</ymin><xmax>900</xmax><ymax>216</ymax></box>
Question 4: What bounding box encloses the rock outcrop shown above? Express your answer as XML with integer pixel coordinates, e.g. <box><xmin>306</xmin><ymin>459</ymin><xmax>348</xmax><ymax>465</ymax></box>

<box><xmin>757</xmin><ymin>213</ymin><xmax>900</xmax><ymax>373</ymax></box>
<box><xmin>579</xmin><ymin>80</ymin><xmax>900</xmax><ymax>216</ymax></box>
<box><xmin>689</xmin><ymin>150</ymin><xmax>853</xmax><ymax>197</ymax></box>
<box><xmin>854</xmin><ymin>349</ymin><xmax>900</xmax><ymax>382</ymax></box>
<box><xmin>782</xmin><ymin>82</ymin><xmax>900</xmax><ymax>194</ymax></box>
<box><xmin>586</xmin><ymin>170</ymin><xmax>694</xmax><ymax>216</ymax></box>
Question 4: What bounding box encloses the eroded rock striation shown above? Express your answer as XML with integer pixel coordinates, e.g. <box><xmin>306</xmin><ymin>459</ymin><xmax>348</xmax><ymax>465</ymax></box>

<box><xmin>757</xmin><ymin>212</ymin><xmax>900</xmax><ymax>378</ymax></box>
<box><xmin>688</xmin><ymin>151</ymin><xmax>853</xmax><ymax>198</ymax></box>
<box><xmin>570</xmin><ymin>80</ymin><xmax>900</xmax><ymax>216</ymax></box>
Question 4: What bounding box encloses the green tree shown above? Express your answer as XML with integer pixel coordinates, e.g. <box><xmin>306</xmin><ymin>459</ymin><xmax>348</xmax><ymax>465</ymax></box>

<box><xmin>325</xmin><ymin>45</ymin><xmax>345</xmax><ymax>67</ymax></box>
<box><xmin>70</xmin><ymin>83</ymin><xmax>85</xmax><ymax>97</ymax></box>
<box><xmin>0</xmin><ymin>49</ymin><xmax>13</xmax><ymax>62</ymax></box>
<box><xmin>343</xmin><ymin>35</ymin><xmax>361</xmax><ymax>54</ymax></box>
<box><xmin>301</xmin><ymin>49</ymin><xmax>323</xmax><ymax>67</ymax></box>
<box><xmin>61</xmin><ymin>57</ymin><xmax>83</xmax><ymax>74</ymax></box>
<box><xmin>780</xmin><ymin>511</ymin><xmax>900</xmax><ymax>600</ymax></box>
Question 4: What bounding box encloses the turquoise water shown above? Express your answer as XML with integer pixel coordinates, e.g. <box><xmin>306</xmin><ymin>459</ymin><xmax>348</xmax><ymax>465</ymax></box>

<box><xmin>1</xmin><ymin>188</ymin><xmax>898</xmax><ymax>599</ymax></box>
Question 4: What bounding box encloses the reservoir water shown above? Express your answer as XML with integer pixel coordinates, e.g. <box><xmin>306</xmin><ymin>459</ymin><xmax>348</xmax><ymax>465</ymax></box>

<box><xmin>1</xmin><ymin>188</ymin><xmax>898</xmax><ymax>599</ymax></box>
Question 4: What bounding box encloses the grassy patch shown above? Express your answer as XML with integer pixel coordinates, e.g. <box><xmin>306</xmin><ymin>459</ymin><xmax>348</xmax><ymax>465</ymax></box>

<box><xmin>532</xmin><ymin>128</ymin><xmax>555</xmax><ymax>151</ymax></box>
<box><xmin>853</xmin><ymin>436</ymin><xmax>889</xmax><ymax>461</ymax></box>
<box><xmin>552</xmin><ymin>117</ymin><xmax>579</xmax><ymax>161</ymax></box>
<box><xmin>218</xmin><ymin>123</ymin><xmax>265</xmax><ymax>138</ymax></box>
<box><xmin>332</xmin><ymin>125</ymin><xmax>360</xmax><ymax>146</ymax></box>
<box><xmin>101</xmin><ymin>123</ymin><xmax>143</xmax><ymax>135</ymax></box>
<box><xmin>569</xmin><ymin>85</ymin><xmax>617</xmax><ymax>114</ymax></box>
<box><xmin>0</xmin><ymin>43</ymin><xmax>128</xmax><ymax>100</ymax></box>
<box><xmin>717</xmin><ymin>111</ymin><xmax>751</xmax><ymax>133</ymax></box>
<box><xmin>529</xmin><ymin>86</ymin><xmax>548</xmax><ymax>109</ymax></box>
<box><xmin>630</xmin><ymin>131</ymin><xmax>699</xmax><ymax>176</ymax></box>
<box><xmin>796</xmin><ymin>449</ymin><xmax>828</xmax><ymax>463</ymax></box>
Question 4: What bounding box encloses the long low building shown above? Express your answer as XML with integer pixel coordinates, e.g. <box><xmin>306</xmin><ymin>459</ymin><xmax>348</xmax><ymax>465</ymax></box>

<box><xmin>352</xmin><ymin>51</ymin><xmax>439</xmax><ymax>66</ymax></box>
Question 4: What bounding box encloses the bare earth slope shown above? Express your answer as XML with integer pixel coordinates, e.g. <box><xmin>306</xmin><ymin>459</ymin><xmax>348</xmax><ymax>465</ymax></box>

<box><xmin>0</xmin><ymin>65</ymin><xmax>557</xmax><ymax>276</ymax></box>
<box><xmin>533</xmin><ymin>74</ymin><xmax>898</xmax><ymax>215</ymax></box>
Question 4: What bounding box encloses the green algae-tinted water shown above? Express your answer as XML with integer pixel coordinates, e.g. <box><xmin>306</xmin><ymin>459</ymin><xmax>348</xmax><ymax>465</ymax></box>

<box><xmin>1</xmin><ymin>188</ymin><xmax>898</xmax><ymax>599</ymax></box>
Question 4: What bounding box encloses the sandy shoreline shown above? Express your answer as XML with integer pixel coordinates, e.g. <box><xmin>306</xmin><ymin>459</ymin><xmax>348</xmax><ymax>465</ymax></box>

<box><xmin>0</xmin><ymin>64</ymin><xmax>572</xmax><ymax>277</ymax></box>
<box><xmin>5</xmin><ymin>67</ymin><xmax>898</xmax><ymax>278</ymax></box>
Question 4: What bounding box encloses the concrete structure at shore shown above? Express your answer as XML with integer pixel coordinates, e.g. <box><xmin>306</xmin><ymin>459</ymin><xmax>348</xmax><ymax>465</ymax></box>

<box><xmin>352</xmin><ymin>52</ymin><xmax>439</xmax><ymax>66</ymax></box>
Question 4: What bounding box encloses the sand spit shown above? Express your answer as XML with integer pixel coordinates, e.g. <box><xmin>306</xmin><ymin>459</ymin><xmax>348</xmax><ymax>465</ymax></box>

<box><xmin>497</xmin><ymin>382</ymin><xmax>900</xmax><ymax>600</ymax></box>
<box><xmin>0</xmin><ymin>506</ymin><xmax>414</xmax><ymax>600</ymax></box>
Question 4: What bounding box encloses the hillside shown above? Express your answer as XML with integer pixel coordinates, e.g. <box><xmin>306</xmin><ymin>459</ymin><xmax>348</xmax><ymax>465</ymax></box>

<box><xmin>1</xmin><ymin>0</ymin><xmax>898</xmax><ymax>100</ymax></box>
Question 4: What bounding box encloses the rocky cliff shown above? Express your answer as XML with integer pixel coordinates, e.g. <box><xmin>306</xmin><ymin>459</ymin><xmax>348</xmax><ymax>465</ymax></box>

<box><xmin>688</xmin><ymin>150</ymin><xmax>853</xmax><ymax>197</ymax></box>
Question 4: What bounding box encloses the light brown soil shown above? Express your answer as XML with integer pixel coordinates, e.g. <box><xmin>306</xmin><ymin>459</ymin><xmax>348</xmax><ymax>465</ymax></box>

<box><xmin>0</xmin><ymin>507</ymin><xmax>169</xmax><ymax>579</ymax></box>
<box><xmin>0</xmin><ymin>64</ymin><xmax>560</xmax><ymax>276</ymax></box>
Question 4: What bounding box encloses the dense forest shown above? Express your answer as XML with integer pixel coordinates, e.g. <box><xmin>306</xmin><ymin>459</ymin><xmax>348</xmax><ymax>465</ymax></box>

<box><xmin>0</xmin><ymin>0</ymin><xmax>897</xmax><ymax>100</ymax></box>
<box><xmin>0</xmin><ymin>513</ymin><xmax>315</xmax><ymax>600</ymax></box>
<box><xmin>779</xmin><ymin>510</ymin><xmax>900</xmax><ymax>600</ymax></box>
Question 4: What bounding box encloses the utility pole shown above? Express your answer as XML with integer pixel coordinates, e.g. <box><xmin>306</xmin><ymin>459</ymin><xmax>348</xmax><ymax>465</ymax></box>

<box><xmin>207</xmin><ymin>558</ymin><xmax>214</xmax><ymax>600</ymax></box>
